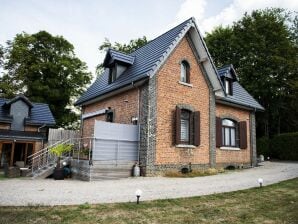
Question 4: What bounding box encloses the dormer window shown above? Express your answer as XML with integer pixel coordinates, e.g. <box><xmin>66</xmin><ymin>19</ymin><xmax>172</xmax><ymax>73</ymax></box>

<box><xmin>225</xmin><ymin>79</ymin><xmax>233</xmax><ymax>95</ymax></box>
<box><xmin>180</xmin><ymin>61</ymin><xmax>190</xmax><ymax>83</ymax></box>
<box><xmin>108</xmin><ymin>67</ymin><xmax>117</xmax><ymax>84</ymax></box>
<box><xmin>103</xmin><ymin>49</ymin><xmax>135</xmax><ymax>85</ymax></box>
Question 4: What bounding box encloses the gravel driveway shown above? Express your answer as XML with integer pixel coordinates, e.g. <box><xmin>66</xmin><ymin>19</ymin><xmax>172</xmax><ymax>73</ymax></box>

<box><xmin>0</xmin><ymin>161</ymin><xmax>297</xmax><ymax>206</ymax></box>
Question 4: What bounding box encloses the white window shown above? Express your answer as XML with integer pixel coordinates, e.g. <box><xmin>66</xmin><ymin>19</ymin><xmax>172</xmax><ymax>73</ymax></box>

<box><xmin>222</xmin><ymin>119</ymin><xmax>237</xmax><ymax>147</ymax></box>
<box><xmin>180</xmin><ymin>110</ymin><xmax>190</xmax><ymax>143</ymax></box>
<box><xmin>180</xmin><ymin>61</ymin><xmax>190</xmax><ymax>83</ymax></box>
<box><xmin>225</xmin><ymin>79</ymin><xmax>230</xmax><ymax>95</ymax></box>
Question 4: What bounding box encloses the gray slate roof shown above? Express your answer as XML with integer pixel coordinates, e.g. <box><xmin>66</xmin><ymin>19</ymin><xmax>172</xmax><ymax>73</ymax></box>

<box><xmin>75</xmin><ymin>18</ymin><xmax>193</xmax><ymax>105</ymax></box>
<box><xmin>76</xmin><ymin>18</ymin><xmax>264</xmax><ymax>111</ymax></box>
<box><xmin>103</xmin><ymin>49</ymin><xmax>135</xmax><ymax>67</ymax></box>
<box><xmin>217</xmin><ymin>65</ymin><xmax>264</xmax><ymax>111</ymax></box>
<box><xmin>0</xmin><ymin>98</ymin><xmax>56</xmax><ymax>126</ymax></box>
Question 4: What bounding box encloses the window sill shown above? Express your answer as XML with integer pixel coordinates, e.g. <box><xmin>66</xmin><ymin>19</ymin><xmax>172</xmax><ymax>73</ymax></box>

<box><xmin>178</xmin><ymin>81</ymin><xmax>193</xmax><ymax>87</ymax></box>
<box><xmin>176</xmin><ymin>144</ymin><xmax>196</xmax><ymax>148</ymax></box>
<box><xmin>220</xmin><ymin>147</ymin><xmax>240</xmax><ymax>151</ymax></box>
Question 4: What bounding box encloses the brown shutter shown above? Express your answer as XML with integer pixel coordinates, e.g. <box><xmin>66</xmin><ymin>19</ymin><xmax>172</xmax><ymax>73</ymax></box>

<box><xmin>216</xmin><ymin>117</ymin><xmax>222</xmax><ymax>147</ymax></box>
<box><xmin>239</xmin><ymin>121</ymin><xmax>247</xmax><ymax>149</ymax></box>
<box><xmin>193</xmin><ymin>111</ymin><xmax>200</xmax><ymax>146</ymax></box>
<box><xmin>175</xmin><ymin>106</ymin><xmax>181</xmax><ymax>145</ymax></box>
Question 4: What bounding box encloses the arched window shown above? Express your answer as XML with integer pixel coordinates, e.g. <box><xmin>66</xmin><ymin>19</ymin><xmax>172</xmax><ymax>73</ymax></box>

<box><xmin>180</xmin><ymin>61</ymin><xmax>190</xmax><ymax>83</ymax></box>
<box><xmin>222</xmin><ymin>119</ymin><xmax>237</xmax><ymax>147</ymax></box>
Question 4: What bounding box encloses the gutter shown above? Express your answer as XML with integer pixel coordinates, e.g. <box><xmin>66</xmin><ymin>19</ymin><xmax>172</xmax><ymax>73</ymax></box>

<box><xmin>77</xmin><ymin>76</ymin><xmax>149</xmax><ymax>107</ymax></box>
<box><xmin>216</xmin><ymin>98</ymin><xmax>265</xmax><ymax>112</ymax></box>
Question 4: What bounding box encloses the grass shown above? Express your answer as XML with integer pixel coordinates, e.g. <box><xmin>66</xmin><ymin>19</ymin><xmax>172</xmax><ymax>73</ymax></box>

<box><xmin>0</xmin><ymin>173</ymin><xmax>7</xmax><ymax>180</ymax></box>
<box><xmin>164</xmin><ymin>168</ymin><xmax>225</xmax><ymax>177</ymax></box>
<box><xmin>0</xmin><ymin>178</ymin><xmax>297</xmax><ymax>224</ymax></box>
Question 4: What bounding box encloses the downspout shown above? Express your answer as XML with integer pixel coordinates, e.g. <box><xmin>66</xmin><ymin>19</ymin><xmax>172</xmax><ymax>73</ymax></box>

<box><xmin>132</xmin><ymin>81</ymin><xmax>141</xmax><ymax>164</ymax></box>
<box><xmin>38</xmin><ymin>124</ymin><xmax>46</xmax><ymax>148</ymax></box>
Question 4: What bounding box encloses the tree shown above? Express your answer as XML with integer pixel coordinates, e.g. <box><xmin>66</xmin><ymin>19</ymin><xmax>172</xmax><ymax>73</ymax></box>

<box><xmin>205</xmin><ymin>8</ymin><xmax>298</xmax><ymax>137</ymax></box>
<box><xmin>0</xmin><ymin>31</ymin><xmax>92</xmax><ymax>128</ymax></box>
<box><xmin>96</xmin><ymin>36</ymin><xmax>148</xmax><ymax>74</ymax></box>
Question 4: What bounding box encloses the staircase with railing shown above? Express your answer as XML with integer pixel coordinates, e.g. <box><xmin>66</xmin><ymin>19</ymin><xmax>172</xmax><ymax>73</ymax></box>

<box><xmin>27</xmin><ymin>138</ymin><xmax>93</xmax><ymax>179</ymax></box>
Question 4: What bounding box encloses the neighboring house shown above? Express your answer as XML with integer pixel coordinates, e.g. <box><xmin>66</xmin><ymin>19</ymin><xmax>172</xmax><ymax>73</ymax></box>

<box><xmin>0</xmin><ymin>95</ymin><xmax>55</xmax><ymax>168</ymax></box>
<box><xmin>75</xmin><ymin>17</ymin><xmax>264</xmax><ymax>176</ymax></box>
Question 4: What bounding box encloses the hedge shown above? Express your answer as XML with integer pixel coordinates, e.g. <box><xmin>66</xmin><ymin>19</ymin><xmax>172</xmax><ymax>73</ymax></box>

<box><xmin>257</xmin><ymin>132</ymin><xmax>298</xmax><ymax>161</ymax></box>
<box><xmin>256</xmin><ymin>137</ymin><xmax>270</xmax><ymax>158</ymax></box>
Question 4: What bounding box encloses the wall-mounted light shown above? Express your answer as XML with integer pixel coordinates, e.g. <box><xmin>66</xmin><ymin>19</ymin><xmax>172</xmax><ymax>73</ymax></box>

<box><xmin>131</xmin><ymin>117</ymin><xmax>138</xmax><ymax>125</ymax></box>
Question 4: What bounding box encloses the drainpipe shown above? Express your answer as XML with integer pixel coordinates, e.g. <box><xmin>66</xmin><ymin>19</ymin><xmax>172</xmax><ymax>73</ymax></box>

<box><xmin>38</xmin><ymin>124</ymin><xmax>46</xmax><ymax>147</ymax></box>
<box><xmin>132</xmin><ymin>81</ymin><xmax>141</xmax><ymax>164</ymax></box>
<box><xmin>38</xmin><ymin>124</ymin><xmax>46</xmax><ymax>132</ymax></box>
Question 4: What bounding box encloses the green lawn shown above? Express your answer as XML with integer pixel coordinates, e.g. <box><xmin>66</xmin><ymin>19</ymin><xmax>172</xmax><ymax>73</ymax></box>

<box><xmin>0</xmin><ymin>178</ymin><xmax>297</xmax><ymax>224</ymax></box>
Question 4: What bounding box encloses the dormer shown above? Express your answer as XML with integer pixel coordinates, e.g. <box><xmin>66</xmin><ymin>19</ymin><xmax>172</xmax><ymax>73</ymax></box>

<box><xmin>217</xmin><ymin>64</ymin><xmax>238</xmax><ymax>96</ymax></box>
<box><xmin>103</xmin><ymin>49</ymin><xmax>135</xmax><ymax>84</ymax></box>
<box><xmin>3</xmin><ymin>95</ymin><xmax>33</xmax><ymax>130</ymax></box>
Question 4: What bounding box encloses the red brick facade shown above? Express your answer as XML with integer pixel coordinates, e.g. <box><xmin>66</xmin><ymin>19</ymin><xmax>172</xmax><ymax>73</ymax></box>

<box><xmin>82</xmin><ymin>88</ymin><xmax>140</xmax><ymax>138</ymax></box>
<box><xmin>155</xmin><ymin>37</ymin><xmax>210</xmax><ymax>165</ymax></box>
<box><xmin>216</xmin><ymin>104</ymin><xmax>251</xmax><ymax>165</ymax></box>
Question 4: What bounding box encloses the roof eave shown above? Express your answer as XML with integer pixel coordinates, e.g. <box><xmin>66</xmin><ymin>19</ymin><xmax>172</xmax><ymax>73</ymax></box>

<box><xmin>216</xmin><ymin>98</ymin><xmax>265</xmax><ymax>112</ymax></box>
<box><xmin>76</xmin><ymin>76</ymin><xmax>149</xmax><ymax>107</ymax></box>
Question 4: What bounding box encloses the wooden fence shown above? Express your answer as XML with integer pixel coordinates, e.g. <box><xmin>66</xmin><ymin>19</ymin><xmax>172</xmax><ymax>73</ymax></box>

<box><xmin>48</xmin><ymin>128</ymin><xmax>80</xmax><ymax>146</ymax></box>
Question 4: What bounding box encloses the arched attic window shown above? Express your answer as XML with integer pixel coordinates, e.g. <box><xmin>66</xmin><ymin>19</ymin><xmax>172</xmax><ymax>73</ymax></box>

<box><xmin>180</xmin><ymin>60</ymin><xmax>190</xmax><ymax>83</ymax></box>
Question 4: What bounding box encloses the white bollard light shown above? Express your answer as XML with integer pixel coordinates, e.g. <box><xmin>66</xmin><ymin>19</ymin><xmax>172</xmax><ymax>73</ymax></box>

<box><xmin>258</xmin><ymin>178</ymin><xmax>263</xmax><ymax>187</ymax></box>
<box><xmin>135</xmin><ymin>189</ymin><xmax>142</xmax><ymax>204</ymax></box>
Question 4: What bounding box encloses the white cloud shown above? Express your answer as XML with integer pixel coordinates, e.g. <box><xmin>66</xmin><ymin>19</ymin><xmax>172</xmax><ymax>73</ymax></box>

<box><xmin>174</xmin><ymin>0</ymin><xmax>298</xmax><ymax>35</ymax></box>
<box><xmin>176</xmin><ymin>0</ymin><xmax>207</xmax><ymax>23</ymax></box>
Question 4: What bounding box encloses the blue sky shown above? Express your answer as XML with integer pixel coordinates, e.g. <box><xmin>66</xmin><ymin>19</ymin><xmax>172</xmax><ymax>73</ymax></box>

<box><xmin>1</xmin><ymin>0</ymin><xmax>297</xmax><ymax>76</ymax></box>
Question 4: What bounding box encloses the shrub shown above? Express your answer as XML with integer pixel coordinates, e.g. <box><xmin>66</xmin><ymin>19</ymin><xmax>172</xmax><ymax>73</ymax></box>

<box><xmin>270</xmin><ymin>132</ymin><xmax>298</xmax><ymax>160</ymax></box>
<box><xmin>257</xmin><ymin>137</ymin><xmax>270</xmax><ymax>157</ymax></box>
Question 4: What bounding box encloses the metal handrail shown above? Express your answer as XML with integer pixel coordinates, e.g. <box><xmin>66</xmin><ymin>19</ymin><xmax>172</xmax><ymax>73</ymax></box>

<box><xmin>27</xmin><ymin>138</ymin><xmax>66</xmax><ymax>160</ymax></box>
<box><xmin>28</xmin><ymin>137</ymin><xmax>94</xmax><ymax>177</ymax></box>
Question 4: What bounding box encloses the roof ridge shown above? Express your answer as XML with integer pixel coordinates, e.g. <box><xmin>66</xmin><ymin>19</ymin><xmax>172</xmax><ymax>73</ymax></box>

<box><xmin>147</xmin><ymin>18</ymin><xmax>195</xmax><ymax>77</ymax></box>
<box><xmin>129</xmin><ymin>17</ymin><xmax>194</xmax><ymax>55</ymax></box>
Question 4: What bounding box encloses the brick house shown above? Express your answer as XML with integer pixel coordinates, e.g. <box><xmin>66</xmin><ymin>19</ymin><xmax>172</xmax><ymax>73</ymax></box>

<box><xmin>75</xmin><ymin>18</ymin><xmax>264</xmax><ymax>176</ymax></box>
<box><xmin>0</xmin><ymin>95</ymin><xmax>55</xmax><ymax>168</ymax></box>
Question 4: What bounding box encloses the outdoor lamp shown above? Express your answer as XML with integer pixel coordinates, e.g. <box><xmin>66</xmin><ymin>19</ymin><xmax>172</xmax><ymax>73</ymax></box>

<box><xmin>135</xmin><ymin>189</ymin><xmax>142</xmax><ymax>204</ymax></box>
<box><xmin>62</xmin><ymin>161</ymin><xmax>67</xmax><ymax>166</ymax></box>
<box><xmin>258</xmin><ymin>178</ymin><xmax>263</xmax><ymax>187</ymax></box>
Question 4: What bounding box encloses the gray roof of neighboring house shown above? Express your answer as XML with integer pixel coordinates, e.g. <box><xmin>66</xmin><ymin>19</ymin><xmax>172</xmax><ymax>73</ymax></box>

<box><xmin>216</xmin><ymin>65</ymin><xmax>264</xmax><ymax>111</ymax></box>
<box><xmin>0</xmin><ymin>129</ymin><xmax>46</xmax><ymax>140</ymax></box>
<box><xmin>0</xmin><ymin>97</ymin><xmax>56</xmax><ymax>126</ymax></box>
<box><xmin>75</xmin><ymin>18</ymin><xmax>264</xmax><ymax>111</ymax></box>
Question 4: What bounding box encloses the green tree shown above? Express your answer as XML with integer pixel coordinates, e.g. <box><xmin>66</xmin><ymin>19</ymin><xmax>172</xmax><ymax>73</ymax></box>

<box><xmin>96</xmin><ymin>36</ymin><xmax>148</xmax><ymax>74</ymax></box>
<box><xmin>0</xmin><ymin>31</ymin><xmax>92</xmax><ymax>128</ymax></box>
<box><xmin>205</xmin><ymin>8</ymin><xmax>298</xmax><ymax>137</ymax></box>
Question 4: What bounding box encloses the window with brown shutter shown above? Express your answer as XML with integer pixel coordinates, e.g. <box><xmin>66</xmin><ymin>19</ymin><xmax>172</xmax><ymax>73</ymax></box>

<box><xmin>175</xmin><ymin>106</ymin><xmax>200</xmax><ymax>146</ymax></box>
<box><xmin>239</xmin><ymin>121</ymin><xmax>247</xmax><ymax>149</ymax></box>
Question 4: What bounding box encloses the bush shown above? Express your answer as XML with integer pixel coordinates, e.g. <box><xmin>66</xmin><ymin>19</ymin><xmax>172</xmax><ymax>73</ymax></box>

<box><xmin>257</xmin><ymin>137</ymin><xmax>270</xmax><ymax>157</ymax></box>
<box><xmin>270</xmin><ymin>132</ymin><xmax>298</xmax><ymax>160</ymax></box>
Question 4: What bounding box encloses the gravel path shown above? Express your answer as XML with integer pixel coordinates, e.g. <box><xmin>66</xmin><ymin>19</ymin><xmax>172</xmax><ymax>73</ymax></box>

<box><xmin>0</xmin><ymin>161</ymin><xmax>297</xmax><ymax>206</ymax></box>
